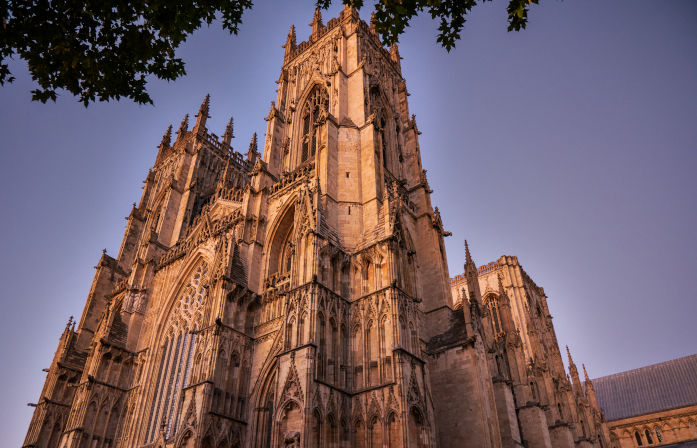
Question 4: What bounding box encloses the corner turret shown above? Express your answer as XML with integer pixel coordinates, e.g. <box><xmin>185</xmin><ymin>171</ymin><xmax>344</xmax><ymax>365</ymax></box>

<box><xmin>177</xmin><ymin>114</ymin><xmax>189</xmax><ymax>141</ymax></box>
<box><xmin>283</xmin><ymin>25</ymin><xmax>297</xmax><ymax>60</ymax></box>
<box><xmin>247</xmin><ymin>132</ymin><xmax>258</xmax><ymax>163</ymax></box>
<box><xmin>193</xmin><ymin>94</ymin><xmax>210</xmax><ymax>135</ymax></box>
<box><xmin>310</xmin><ymin>9</ymin><xmax>323</xmax><ymax>41</ymax></box>
<box><xmin>222</xmin><ymin>117</ymin><xmax>235</xmax><ymax>146</ymax></box>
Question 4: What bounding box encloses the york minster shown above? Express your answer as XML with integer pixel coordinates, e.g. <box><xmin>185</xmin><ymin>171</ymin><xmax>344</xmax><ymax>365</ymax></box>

<box><xmin>24</xmin><ymin>7</ymin><xmax>613</xmax><ymax>448</ymax></box>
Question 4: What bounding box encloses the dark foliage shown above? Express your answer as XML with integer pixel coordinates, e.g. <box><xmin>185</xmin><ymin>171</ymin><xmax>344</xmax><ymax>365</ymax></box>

<box><xmin>0</xmin><ymin>0</ymin><xmax>537</xmax><ymax>106</ymax></box>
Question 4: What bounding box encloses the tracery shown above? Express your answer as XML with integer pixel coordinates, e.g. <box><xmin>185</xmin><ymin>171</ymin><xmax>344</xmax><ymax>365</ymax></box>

<box><xmin>300</xmin><ymin>85</ymin><xmax>328</xmax><ymax>164</ymax></box>
<box><xmin>145</xmin><ymin>261</ymin><xmax>209</xmax><ymax>443</ymax></box>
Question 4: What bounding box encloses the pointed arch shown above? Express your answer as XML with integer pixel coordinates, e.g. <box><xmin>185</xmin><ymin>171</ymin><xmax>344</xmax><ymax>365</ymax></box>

<box><xmin>145</xmin><ymin>258</ymin><xmax>209</xmax><ymax>443</ymax></box>
<box><xmin>293</xmin><ymin>83</ymin><xmax>329</xmax><ymax>167</ymax></box>
<box><xmin>265</xmin><ymin>197</ymin><xmax>297</xmax><ymax>278</ymax></box>
<box><xmin>354</xmin><ymin>417</ymin><xmax>366</xmax><ymax>448</ymax></box>
<box><xmin>325</xmin><ymin>413</ymin><xmax>338</xmax><ymax>447</ymax></box>
<box><xmin>386</xmin><ymin>411</ymin><xmax>402</xmax><ymax>447</ymax></box>
<box><xmin>253</xmin><ymin>363</ymin><xmax>277</xmax><ymax>448</ymax></box>
<box><xmin>310</xmin><ymin>408</ymin><xmax>323</xmax><ymax>448</ymax></box>
<box><xmin>175</xmin><ymin>427</ymin><xmax>196</xmax><ymax>448</ymax></box>
<box><xmin>317</xmin><ymin>312</ymin><xmax>327</xmax><ymax>380</ymax></box>
<box><xmin>409</xmin><ymin>406</ymin><xmax>429</xmax><ymax>448</ymax></box>
<box><xmin>368</xmin><ymin>414</ymin><xmax>382</xmax><ymax>448</ymax></box>
<box><xmin>352</xmin><ymin>322</ymin><xmax>364</xmax><ymax>389</ymax></box>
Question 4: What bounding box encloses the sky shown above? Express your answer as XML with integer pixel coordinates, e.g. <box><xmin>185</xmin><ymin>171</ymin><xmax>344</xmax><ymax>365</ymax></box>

<box><xmin>0</xmin><ymin>0</ymin><xmax>695</xmax><ymax>446</ymax></box>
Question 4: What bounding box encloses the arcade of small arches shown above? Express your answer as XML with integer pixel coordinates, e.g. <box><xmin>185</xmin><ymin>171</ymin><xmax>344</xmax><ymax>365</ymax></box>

<box><xmin>612</xmin><ymin>417</ymin><xmax>697</xmax><ymax>447</ymax></box>
<box><xmin>264</xmin><ymin>197</ymin><xmax>418</xmax><ymax>301</ymax></box>
<box><xmin>252</xmin><ymin>364</ymin><xmax>431</xmax><ymax>448</ymax></box>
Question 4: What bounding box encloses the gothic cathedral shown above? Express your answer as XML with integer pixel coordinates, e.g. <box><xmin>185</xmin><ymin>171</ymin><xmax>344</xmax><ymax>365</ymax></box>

<box><xmin>23</xmin><ymin>7</ymin><xmax>612</xmax><ymax>448</ymax></box>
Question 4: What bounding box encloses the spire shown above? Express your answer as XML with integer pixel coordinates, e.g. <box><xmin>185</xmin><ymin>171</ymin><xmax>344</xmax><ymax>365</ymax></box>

<box><xmin>247</xmin><ymin>132</ymin><xmax>258</xmax><ymax>162</ymax></box>
<box><xmin>583</xmin><ymin>364</ymin><xmax>600</xmax><ymax>410</ymax></box>
<box><xmin>177</xmin><ymin>113</ymin><xmax>189</xmax><ymax>139</ymax></box>
<box><xmin>370</xmin><ymin>11</ymin><xmax>378</xmax><ymax>33</ymax></box>
<box><xmin>64</xmin><ymin>316</ymin><xmax>74</xmax><ymax>333</ymax></box>
<box><xmin>465</xmin><ymin>240</ymin><xmax>475</xmax><ymax>268</ymax></box>
<box><xmin>193</xmin><ymin>94</ymin><xmax>211</xmax><ymax>134</ymax></box>
<box><xmin>159</xmin><ymin>125</ymin><xmax>172</xmax><ymax>149</ymax></box>
<box><xmin>155</xmin><ymin>124</ymin><xmax>173</xmax><ymax>164</ymax></box>
<box><xmin>310</xmin><ymin>8</ymin><xmax>324</xmax><ymax>41</ymax></box>
<box><xmin>566</xmin><ymin>346</ymin><xmax>584</xmax><ymax>398</ymax></box>
<box><xmin>464</xmin><ymin>240</ymin><xmax>482</xmax><ymax>303</ymax></box>
<box><xmin>284</xmin><ymin>25</ymin><xmax>297</xmax><ymax>59</ymax></box>
<box><xmin>566</xmin><ymin>345</ymin><xmax>574</xmax><ymax>366</ymax></box>
<box><xmin>222</xmin><ymin>117</ymin><xmax>234</xmax><ymax>146</ymax></box>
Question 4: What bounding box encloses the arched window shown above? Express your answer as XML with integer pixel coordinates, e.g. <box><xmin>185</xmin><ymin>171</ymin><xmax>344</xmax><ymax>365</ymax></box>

<box><xmin>326</xmin><ymin>414</ymin><xmax>338</xmax><ymax>446</ymax></box>
<box><xmin>410</xmin><ymin>323</ymin><xmax>418</xmax><ymax>354</ymax></box>
<box><xmin>317</xmin><ymin>314</ymin><xmax>326</xmax><ymax>379</ymax></box>
<box><xmin>485</xmin><ymin>296</ymin><xmax>503</xmax><ymax>334</ymax></box>
<box><xmin>341</xmin><ymin>324</ymin><xmax>349</xmax><ymax>387</ymax></box>
<box><xmin>655</xmin><ymin>427</ymin><xmax>662</xmax><ymax>442</ymax></box>
<box><xmin>369</xmin><ymin>416</ymin><xmax>381</xmax><ymax>448</ymax></box>
<box><xmin>300</xmin><ymin>86</ymin><xmax>328</xmax><ymax>163</ymax></box>
<box><xmin>268</xmin><ymin>204</ymin><xmax>295</xmax><ymax>277</ymax></box>
<box><xmin>298</xmin><ymin>312</ymin><xmax>307</xmax><ymax>346</ymax></box>
<box><xmin>352</xmin><ymin>324</ymin><xmax>364</xmax><ymax>389</ymax></box>
<box><xmin>254</xmin><ymin>368</ymin><xmax>276</xmax><ymax>448</ymax></box>
<box><xmin>399</xmin><ymin>317</ymin><xmax>407</xmax><ymax>349</ymax></box>
<box><xmin>367</xmin><ymin>320</ymin><xmax>378</xmax><ymax>386</ymax></box>
<box><xmin>355</xmin><ymin>419</ymin><xmax>366</xmax><ymax>448</ymax></box>
<box><xmin>387</xmin><ymin>413</ymin><xmax>401</xmax><ymax>447</ymax></box>
<box><xmin>635</xmin><ymin>431</ymin><xmax>643</xmax><ymax>446</ymax></box>
<box><xmin>285</xmin><ymin>317</ymin><xmax>295</xmax><ymax>350</ymax></box>
<box><xmin>379</xmin><ymin>116</ymin><xmax>388</xmax><ymax>171</ymax></box>
<box><xmin>226</xmin><ymin>353</ymin><xmax>240</xmax><ymax>415</ymax></box>
<box><xmin>145</xmin><ymin>261</ymin><xmax>207</xmax><ymax>443</ymax></box>
<box><xmin>409</xmin><ymin>407</ymin><xmax>429</xmax><ymax>448</ymax></box>
<box><xmin>381</xmin><ymin>316</ymin><xmax>392</xmax><ymax>381</ymax></box>
<box><xmin>329</xmin><ymin>318</ymin><xmax>338</xmax><ymax>384</ymax></box>
<box><xmin>311</xmin><ymin>410</ymin><xmax>322</xmax><ymax>448</ymax></box>
<box><xmin>341</xmin><ymin>263</ymin><xmax>350</xmax><ymax>298</ymax></box>
<box><xmin>644</xmin><ymin>429</ymin><xmax>653</xmax><ymax>444</ymax></box>
<box><xmin>341</xmin><ymin>419</ymin><xmax>349</xmax><ymax>447</ymax></box>
<box><xmin>46</xmin><ymin>420</ymin><xmax>63</xmax><ymax>448</ymax></box>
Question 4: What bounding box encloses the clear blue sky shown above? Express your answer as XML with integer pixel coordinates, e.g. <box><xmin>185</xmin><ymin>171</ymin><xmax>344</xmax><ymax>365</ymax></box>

<box><xmin>1</xmin><ymin>1</ymin><xmax>695</xmax><ymax>445</ymax></box>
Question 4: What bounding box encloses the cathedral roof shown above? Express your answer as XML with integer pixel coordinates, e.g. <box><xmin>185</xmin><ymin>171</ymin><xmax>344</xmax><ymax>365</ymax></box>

<box><xmin>592</xmin><ymin>353</ymin><xmax>697</xmax><ymax>421</ymax></box>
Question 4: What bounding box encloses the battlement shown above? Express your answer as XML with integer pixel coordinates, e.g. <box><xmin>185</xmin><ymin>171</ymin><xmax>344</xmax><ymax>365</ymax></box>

<box><xmin>450</xmin><ymin>261</ymin><xmax>503</xmax><ymax>286</ymax></box>
<box><xmin>282</xmin><ymin>7</ymin><xmax>401</xmax><ymax>76</ymax></box>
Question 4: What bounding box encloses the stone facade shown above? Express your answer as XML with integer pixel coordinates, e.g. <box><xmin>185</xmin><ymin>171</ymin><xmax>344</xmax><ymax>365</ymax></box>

<box><xmin>23</xmin><ymin>7</ymin><xmax>611</xmax><ymax>448</ymax></box>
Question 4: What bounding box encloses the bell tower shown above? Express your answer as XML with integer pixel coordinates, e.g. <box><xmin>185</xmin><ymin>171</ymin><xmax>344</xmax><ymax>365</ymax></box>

<box><xmin>246</xmin><ymin>5</ymin><xmax>454</xmax><ymax>447</ymax></box>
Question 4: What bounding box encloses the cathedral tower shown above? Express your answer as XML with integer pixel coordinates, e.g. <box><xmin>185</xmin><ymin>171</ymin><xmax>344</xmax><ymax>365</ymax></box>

<box><xmin>24</xmin><ymin>6</ymin><xmax>610</xmax><ymax>448</ymax></box>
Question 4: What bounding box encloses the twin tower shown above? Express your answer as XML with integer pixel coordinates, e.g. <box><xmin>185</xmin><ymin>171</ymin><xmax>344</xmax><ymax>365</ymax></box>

<box><xmin>24</xmin><ymin>6</ymin><xmax>610</xmax><ymax>448</ymax></box>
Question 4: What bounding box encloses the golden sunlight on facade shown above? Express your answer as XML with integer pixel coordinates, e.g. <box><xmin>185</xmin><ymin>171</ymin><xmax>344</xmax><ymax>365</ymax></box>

<box><xmin>30</xmin><ymin>6</ymin><xmax>689</xmax><ymax>448</ymax></box>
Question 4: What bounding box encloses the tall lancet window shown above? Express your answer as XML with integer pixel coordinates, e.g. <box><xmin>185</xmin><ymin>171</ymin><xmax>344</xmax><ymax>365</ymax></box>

<box><xmin>300</xmin><ymin>85</ymin><xmax>328</xmax><ymax>163</ymax></box>
<box><xmin>379</xmin><ymin>116</ymin><xmax>388</xmax><ymax>170</ymax></box>
<box><xmin>485</xmin><ymin>296</ymin><xmax>503</xmax><ymax>335</ymax></box>
<box><xmin>145</xmin><ymin>261</ymin><xmax>209</xmax><ymax>443</ymax></box>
